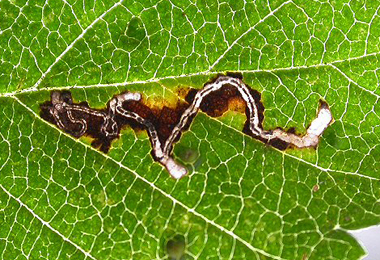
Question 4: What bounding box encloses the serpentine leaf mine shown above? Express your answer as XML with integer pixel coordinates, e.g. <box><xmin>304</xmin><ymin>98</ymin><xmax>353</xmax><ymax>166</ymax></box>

<box><xmin>40</xmin><ymin>74</ymin><xmax>333</xmax><ymax>179</ymax></box>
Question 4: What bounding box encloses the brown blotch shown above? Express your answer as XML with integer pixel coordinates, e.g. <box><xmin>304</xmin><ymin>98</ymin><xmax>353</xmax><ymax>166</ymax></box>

<box><xmin>198</xmin><ymin>85</ymin><xmax>241</xmax><ymax>117</ymax></box>
<box><xmin>228</xmin><ymin>96</ymin><xmax>246</xmax><ymax>113</ymax></box>
<box><xmin>226</xmin><ymin>71</ymin><xmax>243</xmax><ymax>79</ymax></box>
<box><xmin>185</xmin><ymin>73</ymin><xmax>248</xmax><ymax>118</ymax></box>
<box><xmin>287</xmin><ymin>127</ymin><xmax>297</xmax><ymax>134</ymax></box>
<box><xmin>122</xmin><ymin>99</ymin><xmax>190</xmax><ymax>144</ymax></box>
<box><xmin>184</xmin><ymin>88</ymin><xmax>198</xmax><ymax>104</ymax></box>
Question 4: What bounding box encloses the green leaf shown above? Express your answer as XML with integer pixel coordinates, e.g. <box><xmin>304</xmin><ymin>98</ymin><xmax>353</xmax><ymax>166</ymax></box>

<box><xmin>1</xmin><ymin>0</ymin><xmax>380</xmax><ymax>259</ymax></box>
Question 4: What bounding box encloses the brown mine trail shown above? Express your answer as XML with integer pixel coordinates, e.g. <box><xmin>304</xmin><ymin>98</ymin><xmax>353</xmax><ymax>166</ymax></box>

<box><xmin>39</xmin><ymin>72</ymin><xmax>297</xmax><ymax>155</ymax></box>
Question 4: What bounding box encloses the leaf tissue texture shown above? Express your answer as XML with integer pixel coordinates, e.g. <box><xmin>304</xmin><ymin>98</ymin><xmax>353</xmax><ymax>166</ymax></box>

<box><xmin>1</xmin><ymin>0</ymin><xmax>380</xmax><ymax>259</ymax></box>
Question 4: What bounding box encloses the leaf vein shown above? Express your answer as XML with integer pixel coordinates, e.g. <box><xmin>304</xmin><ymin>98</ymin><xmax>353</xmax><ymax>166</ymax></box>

<box><xmin>0</xmin><ymin>184</ymin><xmax>97</xmax><ymax>260</ymax></box>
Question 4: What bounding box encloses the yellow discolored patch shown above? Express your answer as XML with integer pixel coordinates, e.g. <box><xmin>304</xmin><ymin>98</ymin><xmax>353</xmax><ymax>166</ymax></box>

<box><xmin>79</xmin><ymin>135</ymin><xmax>96</xmax><ymax>146</ymax></box>
<box><xmin>228</xmin><ymin>96</ymin><xmax>246</xmax><ymax>113</ymax></box>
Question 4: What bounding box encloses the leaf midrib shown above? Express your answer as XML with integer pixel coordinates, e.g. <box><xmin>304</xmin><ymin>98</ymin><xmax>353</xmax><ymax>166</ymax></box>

<box><xmin>1</xmin><ymin>51</ymin><xmax>379</xmax><ymax>100</ymax></box>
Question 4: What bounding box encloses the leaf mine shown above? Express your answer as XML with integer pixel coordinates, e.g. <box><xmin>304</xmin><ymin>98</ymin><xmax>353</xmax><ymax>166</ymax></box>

<box><xmin>40</xmin><ymin>74</ymin><xmax>333</xmax><ymax>179</ymax></box>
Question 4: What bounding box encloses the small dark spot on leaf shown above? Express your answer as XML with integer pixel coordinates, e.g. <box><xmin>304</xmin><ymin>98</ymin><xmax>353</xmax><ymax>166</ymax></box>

<box><xmin>177</xmin><ymin>146</ymin><xmax>199</xmax><ymax>163</ymax></box>
<box><xmin>287</xmin><ymin>127</ymin><xmax>296</xmax><ymax>134</ymax></box>
<box><xmin>167</xmin><ymin>235</ymin><xmax>186</xmax><ymax>260</ymax></box>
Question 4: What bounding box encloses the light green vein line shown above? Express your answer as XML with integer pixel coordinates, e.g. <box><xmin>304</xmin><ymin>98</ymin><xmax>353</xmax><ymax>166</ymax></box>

<box><xmin>28</xmin><ymin>0</ymin><xmax>125</xmax><ymax>93</ymax></box>
<box><xmin>207</xmin><ymin>0</ymin><xmax>292</xmax><ymax>71</ymax></box>
<box><xmin>0</xmin><ymin>184</ymin><xmax>97</xmax><ymax>260</ymax></box>
<box><xmin>3</xmin><ymin>50</ymin><xmax>380</xmax><ymax>98</ymax></box>
<box><xmin>330</xmin><ymin>64</ymin><xmax>380</xmax><ymax>99</ymax></box>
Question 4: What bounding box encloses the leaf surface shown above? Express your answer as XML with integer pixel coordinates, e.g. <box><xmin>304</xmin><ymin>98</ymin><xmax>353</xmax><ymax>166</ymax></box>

<box><xmin>1</xmin><ymin>0</ymin><xmax>380</xmax><ymax>259</ymax></box>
